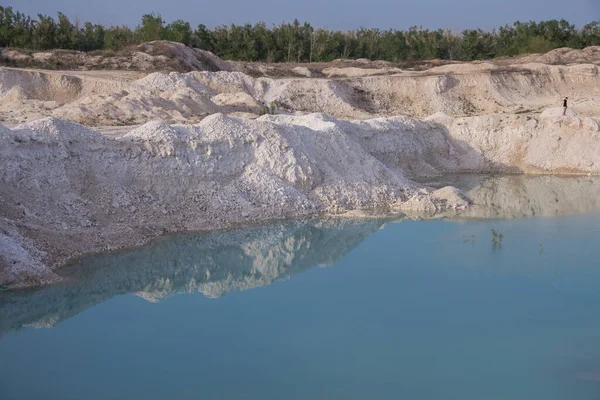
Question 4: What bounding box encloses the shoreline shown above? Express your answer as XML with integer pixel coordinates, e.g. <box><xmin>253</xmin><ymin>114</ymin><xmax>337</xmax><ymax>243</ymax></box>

<box><xmin>1</xmin><ymin>47</ymin><xmax>599</xmax><ymax>289</ymax></box>
<box><xmin>2</xmin><ymin>111</ymin><xmax>600</xmax><ymax>288</ymax></box>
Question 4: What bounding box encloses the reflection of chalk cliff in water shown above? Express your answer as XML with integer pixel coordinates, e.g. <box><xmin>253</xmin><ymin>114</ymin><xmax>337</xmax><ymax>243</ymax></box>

<box><xmin>3</xmin><ymin>175</ymin><xmax>600</xmax><ymax>337</ymax></box>
<box><xmin>0</xmin><ymin>218</ymin><xmax>386</xmax><ymax>336</ymax></box>
<box><xmin>426</xmin><ymin>174</ymin><xmax>600</xmax><ymax>220</ymax></box>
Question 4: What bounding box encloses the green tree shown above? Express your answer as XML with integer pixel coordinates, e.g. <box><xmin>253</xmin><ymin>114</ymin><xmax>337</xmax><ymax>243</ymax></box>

<box><xmin>137</xmin><ymin>13</ymin><xmax>163</xmax><ymax>42</ymax></box>
<box><xmin>211</xmin><ymin>25</ymin><xmax>230</xmax><ymax>58</ymax></box>
<box><xmin>460</xmin><ymin>29</ymin><xmax>480</xmax><ymax>60</ymax></box>
<box><xmin>10</xmin><ymin>11</ymin><xmax>34</xmax><ymax>48</ymax></box>
<box><xmin>77</xmin><ymin>22</ymin><xmax>105</xmax><ymax>51</ymax></box>
<box><xmin>104</xmin><ymin>26</ymin><xmax>134</xmax><ymax>50</ymax></box>
<box><xmin>0</xmin><ymin>6</ymin><xmax>15</xmax><ymax>47</ymax></box>
<box><xmin>163</xmin><ymin>20</ymin><xmax>192</xmax><ymax>46</ymax></box>
<box><xmin>524</xmin><ymin>36</ymin><xmax>554</xmax><ymax>53</ymax></box>
<box><xmin>33</xmin><ymin>14</ymin><xmax>57</xmax><ymax>50</ymax></box>
<box><xmin>580</xmin><ymin>21</ymin><xmax>600</xmax><ymax>46</ymax></box>
<box><xmin>193</xmin><ymin>24</ymin><xmax>214</xmax><ymax>51</ymax></box>
<box><xmin>56</xmin><ymin>12</ymin><xmax>76</xmax><ymax>49</ymax></box>
<box><xmin>253</xmin><ymin>22</ymin><xmax>274</xmax><ymax>61</ymax></box>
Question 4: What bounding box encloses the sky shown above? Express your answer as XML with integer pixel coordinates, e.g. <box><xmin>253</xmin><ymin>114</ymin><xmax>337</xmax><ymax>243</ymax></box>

<box><xmin>7</xmin><ymin>0</ymin><xmax>600</xmax><ymax>31</ymax></box>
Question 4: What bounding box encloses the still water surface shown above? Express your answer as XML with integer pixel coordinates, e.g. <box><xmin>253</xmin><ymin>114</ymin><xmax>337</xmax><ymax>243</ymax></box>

<box><xmin>1</xmin><ymin>175</ymin><xmax>600</xmax><ymax>400</ymax></box>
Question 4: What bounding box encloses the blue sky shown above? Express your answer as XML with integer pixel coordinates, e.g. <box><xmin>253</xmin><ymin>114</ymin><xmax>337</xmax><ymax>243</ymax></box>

<box><xmin>9</xmin><ymin>0</ymin><xmax>600</xmax><ymax>31</ymax></box>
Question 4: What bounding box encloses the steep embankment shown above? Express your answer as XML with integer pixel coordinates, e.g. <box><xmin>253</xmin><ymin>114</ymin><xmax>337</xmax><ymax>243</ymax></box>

<box><xmin>52</xmin><ymin>63</ymin><xmax>600</xmax><ymax>124</ymax></box>
<box><xmin>2</xmin><ymin>55</ymin><xmax>599</xmax><ymax>126</ymax></box>
<box><xmin>0</xmin><ymin>115</ymin><xmax>472</xmax><ymax>287</ymax></box>
<box><xmin>3</xmin><ymin>173</ymin><xmax>600</xmax><ymax>336</ymax></box>
<box><xmin>2</xmin><ymin>111</ymin><xmax>600</xmax><ymax>287</ymax></box>
<box><xmin>1</xmin><ymin>45</ymin><xmax>600</xmax><ymax>289</ymax></box>
<box><xmin>264</xmin><ymin>112</ymin><xmax>600</xmax><ymax>176</ymax></box>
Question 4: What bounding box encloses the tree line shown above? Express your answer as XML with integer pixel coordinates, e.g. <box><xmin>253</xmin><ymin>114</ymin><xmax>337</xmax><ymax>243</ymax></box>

<box><xmin>1</xmin><ymin>6</ymin><xmax>599</xmax><ymax>62</ymax></box>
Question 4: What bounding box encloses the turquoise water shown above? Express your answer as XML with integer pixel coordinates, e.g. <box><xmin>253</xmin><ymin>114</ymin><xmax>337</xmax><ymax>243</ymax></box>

<box><xmin>2</xmin><ymin>176</ymin><xmax>600</xmax><ymax>399</ymax></box>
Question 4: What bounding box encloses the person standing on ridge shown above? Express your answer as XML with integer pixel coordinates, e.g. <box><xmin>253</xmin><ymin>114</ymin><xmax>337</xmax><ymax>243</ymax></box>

<box><xmin>562</xmin><ymin>97</ymin><xmax>569</xmax><ymax>116</ymax></box>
